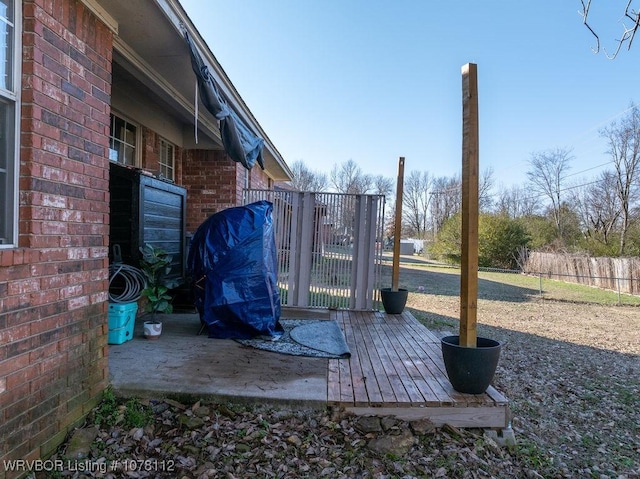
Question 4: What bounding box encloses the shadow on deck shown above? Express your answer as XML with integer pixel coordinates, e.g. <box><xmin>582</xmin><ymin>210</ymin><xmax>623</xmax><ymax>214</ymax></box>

<box><xmin>108</xmin><ymin>309</ymin><xmax>509</xmax><ymax>428</ymax></box>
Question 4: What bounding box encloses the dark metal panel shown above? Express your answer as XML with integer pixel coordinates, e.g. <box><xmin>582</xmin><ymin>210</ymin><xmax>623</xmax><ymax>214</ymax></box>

<box><xmin>109</xmin><ymin>163</ymin><xmax>186</xmax><ymax>278</ymax></box>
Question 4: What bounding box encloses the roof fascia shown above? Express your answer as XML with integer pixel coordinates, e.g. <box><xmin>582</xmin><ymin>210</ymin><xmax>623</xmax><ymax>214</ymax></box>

<box><xmin>79</xmin><ymin>0</ymin><xmax>118</xmax><ymax>34</ymax></box>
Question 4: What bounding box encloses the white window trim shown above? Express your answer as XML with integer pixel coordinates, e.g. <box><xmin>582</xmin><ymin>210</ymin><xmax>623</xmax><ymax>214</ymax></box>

<box><xmin>0</xmin><ymin>0</ymin><xmax>21</xmax><ymax>249</ymax></box>
<box><xmin>159</xmin><ymin>137</ymin><xmax>175</xmax><ymax>182</ymax></box>
<box><xmin>109</xmin><ymin>112</ymin><xmax>140</xmax><ymax>167</ymax></box>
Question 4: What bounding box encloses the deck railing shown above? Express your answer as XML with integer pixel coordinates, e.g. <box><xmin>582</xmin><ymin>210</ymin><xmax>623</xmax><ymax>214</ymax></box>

<box><xmin>244</xmin><ymin>189</ymin><xmax>386</xmax><ymax>310</ymax></box>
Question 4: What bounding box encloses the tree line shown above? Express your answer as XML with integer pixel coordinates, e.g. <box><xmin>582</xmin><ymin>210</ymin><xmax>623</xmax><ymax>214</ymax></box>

<box><xmin>284</xmin><ymin>103</ymin><xmax>640</xmax><ymax>268</ymax></box>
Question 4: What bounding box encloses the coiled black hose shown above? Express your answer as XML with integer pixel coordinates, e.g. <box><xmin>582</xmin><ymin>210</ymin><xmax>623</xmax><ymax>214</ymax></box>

<box><xmin>108</xmin><ymin>263</ymin><xmax>146</xmax><ymax>303</ymax></box>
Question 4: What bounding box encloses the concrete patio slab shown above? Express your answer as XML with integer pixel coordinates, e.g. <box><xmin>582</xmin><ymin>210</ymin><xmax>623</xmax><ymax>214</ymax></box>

<box><xmin>108</xmin><ymin>313</ymin><xmax>329</xmax><ymax>408</ymax></box>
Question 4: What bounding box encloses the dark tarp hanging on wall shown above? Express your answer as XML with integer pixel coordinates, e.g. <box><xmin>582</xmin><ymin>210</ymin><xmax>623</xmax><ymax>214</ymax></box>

<box><xmin>187</xmin><ymin>201</ymin><xmax>282</xmax><ymax>339</ymax></box>
<box><xmin>184</xmin><ymin>30</ymin><xmax>265</xmax><ymax>170</ymax></box>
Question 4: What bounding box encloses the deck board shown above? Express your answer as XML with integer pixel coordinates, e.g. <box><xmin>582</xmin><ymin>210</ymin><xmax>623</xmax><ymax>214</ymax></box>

<box><xmin>386</xmin><ymin>313</ymin><xmax>460</xmax><ymax>405</ymax></box>
<box><xmin>381</xmin><ymin>315</ymin><xmax>450</xmax><ymax>405</ymax></box>
<box><xmin>373</xmin><ymin>318</ymin><xmax>428</xmax><ymax>403</ymax></box>
<box><xmin>399</xmin><ymin>311</ymin><xmax>484</xmax><ymax>405</ymax></box>
<box><xmin>353</xmin><ymin>310</ymin><xmax>396</xmax><ymax>404</ymax></box>
<box><xmin>327</xmin><ymin>309</ymin><xmax>509</xmax><ymax>428</ymax></box>
<box><xmin>360</xmin><ymin>312</ymin><xmax>412</xmax><ymax>404</ymax></box>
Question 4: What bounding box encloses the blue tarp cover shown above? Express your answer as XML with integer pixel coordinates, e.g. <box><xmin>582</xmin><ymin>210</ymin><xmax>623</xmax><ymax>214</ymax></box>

<box><xmin>185</xmin><ymin>30</ymin><xmax>265</xmax><ymax>170</ymax></box>
<box><xmin>188</xmin><ymin>201</ymin><xmax>282</xmax><ymax>339</ymax></box>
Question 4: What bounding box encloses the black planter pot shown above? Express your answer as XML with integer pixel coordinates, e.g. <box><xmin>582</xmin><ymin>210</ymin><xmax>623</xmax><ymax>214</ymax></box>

<box><xmin>380</xmin><ymin>288</ymin><xmax>408</xmax><ymax>314</ymax></box>
<box><xmin>441</xmin><ymin>335</ymin><xmax>502</xmax><ymax>394</ymax></box>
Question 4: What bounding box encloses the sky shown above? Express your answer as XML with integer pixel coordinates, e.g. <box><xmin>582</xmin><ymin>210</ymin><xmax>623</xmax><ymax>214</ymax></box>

<box><xmin>179</xmin><ymin>0</ymin><xmax>638</xmax><ymax>190</ymax></box>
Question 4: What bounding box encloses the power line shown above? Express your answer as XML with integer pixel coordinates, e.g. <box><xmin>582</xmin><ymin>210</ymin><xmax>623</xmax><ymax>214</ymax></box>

<box><xmin>564</xmin><ymin>161</ymin><xmax>612</xmax><ymax>179</ymax></box>
<box><xmin>567</xmin><ymin>105</ymin><xmax>636</xmax><ymax>145</ymax></box>
<box><xmin>409</xmin><ymin>106</ymin><xmax>639</xmax><ymax>209</ymax></box>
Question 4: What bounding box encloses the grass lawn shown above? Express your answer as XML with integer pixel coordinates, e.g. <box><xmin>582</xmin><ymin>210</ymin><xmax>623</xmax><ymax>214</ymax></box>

<box><xmin>381</xmin><ymin>255</ymin><xmax>640</xmax><ymax>307</ymax></box>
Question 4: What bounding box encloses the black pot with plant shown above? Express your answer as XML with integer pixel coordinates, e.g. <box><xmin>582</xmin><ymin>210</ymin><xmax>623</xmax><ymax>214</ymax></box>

<box><xmin>139</xmin><ymin>244</ymin><xmax>182</xmax><ymax>337</ymax></box>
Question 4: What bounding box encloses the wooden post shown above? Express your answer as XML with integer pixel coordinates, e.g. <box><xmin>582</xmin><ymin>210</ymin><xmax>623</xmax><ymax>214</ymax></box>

<box><xmin>391</xmin><ymin>157</ymin><xmax>405</xmax><ymax>291</ymax></box>
<box><xmin>460</xmin><ymin>63</ymin><xmax>479</xmax><ymax>348</ymax></box>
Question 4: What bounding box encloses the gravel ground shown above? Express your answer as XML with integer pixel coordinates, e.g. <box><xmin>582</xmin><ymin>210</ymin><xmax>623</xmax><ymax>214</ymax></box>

<box><xmin>42</xmin><ymin>264</ymin><xmax>640</xmax><ymax>479</ymax></box>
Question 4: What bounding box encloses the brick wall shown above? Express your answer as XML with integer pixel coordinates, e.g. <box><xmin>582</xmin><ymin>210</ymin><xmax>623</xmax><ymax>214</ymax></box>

<box><xmin>0</xmin><ymin>1</ymin><xmax>113</xmax><ymax>476</ymax></box>
<box><xmin>249</xmin><ymin>162</ymin><xmax>269</xmax><ymax>190</ymax></box>
<box><xmin>182</xmin><ymin>148</ymin><xmax>275</xmax><ymax>233</ymax></box>
<box><xmin>140</xmin><ymin>126</ymin><xmax>183</xmax><ymax>184</ymax></box>
<box><xmin>183</xmin><ymin>149</ymin><xmax>242</xmax><ymax>232</ymax></box>
<box><xmin>142</xmin><ymin>127</ymin><xmax>161</xmax><ymax>174</ymax></box>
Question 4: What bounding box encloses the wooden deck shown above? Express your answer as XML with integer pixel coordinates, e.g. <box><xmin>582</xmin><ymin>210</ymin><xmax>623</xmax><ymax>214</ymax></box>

<box><xmin>327</xmin><ymin>309</ymin><xmax>509</xmax><ymax>428</ymax></box>
<box><xmin>110</xmin><ymin>309</ymin><xmax>508</xmax><ymax>429</ymax></box>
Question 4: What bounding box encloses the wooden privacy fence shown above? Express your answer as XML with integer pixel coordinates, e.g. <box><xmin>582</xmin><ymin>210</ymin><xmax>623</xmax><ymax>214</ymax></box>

<box><xmin>524</xmin><ymin>252</ymin><xmax>640</xmax><ymax>295</ymax></box>
<box><xmin>244</xmin><ymin>189</ymin><xmax>386</xmax><ymax>310</ymax></box>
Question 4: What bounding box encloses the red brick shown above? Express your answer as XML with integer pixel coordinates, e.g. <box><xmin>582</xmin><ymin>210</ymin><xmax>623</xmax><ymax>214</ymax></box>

<box><xmin>0</xmin><ymin>295</ymin><xmax>30</xmax><ymax>314</ymax></box>
<box><xmin>28</xmin><ymin>342</ymin><xmax>58</xmax><ymax>364</ymax></box>
<box><xmin>6</xmin><ymin>363</ymin><xmax>41</xmax><ymax>390</ymax></box>
<box><xmin>29</xmin><ymin>289</ymin><xmax>60</xmax><ymax>307</ymax></box>
<box><xmin>7</xmin><ymin>277</ymin><xmax>40</xmax><ymax>295</ymax></box>
<box><xmin>0</xmin><ymin>250</ymin><xmax>14</xmax><ymax>266</ymax></box>
<box><xmin>0</xmin><ymin>354</ymin><xmax>30</xmax><ymax>377</ymax></box>
<box><xmin>30</xmin><ymin>395</ymin><xmax>62</xmax><ymax>426</ymax></box>
<box><xmin>0</xmin><ymin>382</ymin><xmax>29</xmax><ymax>419</ymax></box>
<box><xmin>40</xmin><ymin>350</ymin><xmax>65</xmax><ymax>373</ymax></box>
<box><xmin>28</xmin><ymin>422</ymin><xmax>58</xmax><ymax>452</ymax></box>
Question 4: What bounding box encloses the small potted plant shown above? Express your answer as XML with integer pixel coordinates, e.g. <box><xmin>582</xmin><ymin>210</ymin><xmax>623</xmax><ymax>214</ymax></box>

<box><xmin>139</xmin><ymin>243</ymin><xmax>182</xmax><ymax>339</ymax></box>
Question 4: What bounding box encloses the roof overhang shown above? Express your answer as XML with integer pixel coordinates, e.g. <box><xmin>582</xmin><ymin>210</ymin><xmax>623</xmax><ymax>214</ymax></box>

<box><xmin>85</xmin><ymin>0</ymin><xmax>292</xmax><ymax>181</ymax></box>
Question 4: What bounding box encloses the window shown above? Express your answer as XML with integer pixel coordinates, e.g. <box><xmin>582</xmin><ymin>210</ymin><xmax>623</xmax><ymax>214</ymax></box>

<box><xmin>159</xmin><ymin>138</ymin><xmax>175</xmax><ymax>182</ymax></box>
<box><xmin>0</xmin><ymin>0</ymin><xmax>19</xmax><ymax>247</ymax></box>
<box><xmin>109</xmin><ymin>114</ymin><xmax>138</xmax><ymax>165</ymax></box>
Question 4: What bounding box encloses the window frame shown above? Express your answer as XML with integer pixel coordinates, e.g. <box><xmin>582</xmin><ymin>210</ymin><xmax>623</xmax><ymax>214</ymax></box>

<box><xmin>108</xmin><ymin>113</ymin><xmax>140</xmax><ymax>167</ymax></box>
<box><xmin>158</xmin><ymin>137</ymin><xmax>175</xmax><ymax>182</ymax></box>
<box><xmin>0</xmin><ymin>0</ymin><xmax>21</xmax><ymax>249</ymax></box>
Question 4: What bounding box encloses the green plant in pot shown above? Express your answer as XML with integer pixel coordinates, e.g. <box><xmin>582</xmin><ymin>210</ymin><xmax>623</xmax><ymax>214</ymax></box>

<box><xmin>139</xmin><ymin>243</ymin><xmax>182</xmax><ymax>339</ymax></box>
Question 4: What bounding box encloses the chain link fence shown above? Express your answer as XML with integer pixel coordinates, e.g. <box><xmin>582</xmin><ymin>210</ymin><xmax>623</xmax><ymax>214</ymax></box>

<box><xmin>380</xmin><ymin>256</ymin><xmax>640</xmax><ymax>306</ymax></box>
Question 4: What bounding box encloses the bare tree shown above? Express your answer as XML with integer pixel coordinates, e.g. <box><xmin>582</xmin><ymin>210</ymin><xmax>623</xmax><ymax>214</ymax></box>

<box><xmin>327</xmin><ymin>160</ymin><xmax>389</xmax><ymax>248</ymax></box>
<box><xmin>479</xmin><ymin>166</ymin><xmax>495</xmax><ymax>212</ymax></box>
<box><xmin>373</xmin><ymin>175</ymin><xmax>394</xmax><ymax>197</ymax></box>
<box><xmin>495</xmin><ymin>183</ymin><xmax>541</xmax><ymax>218</ymax></box>
<box><xmin>526</xmin><ymin>147</ymin><xmax>574</xmax><ymax>237</ymax></box>
<box><xmin>569</xmin><ymin>172</ymin><xmax>621</xmax><ymax>246</ymax></box>
<box><xmin>288</xmin><ymin>160</ymin><xmax>328</xmax><ymax>192</ymax></box>
<box><xmin>372</xmin><ymin>175</ymin><xmax>394</xmax><ymax>240</ymax></box>
<box><xmin>430</xmin><ymin>174</ymin><xmax>462</xmax><ymax>235</ymax></box>
<box><xmin>429</xmin><ymin>168</ymin><xmax>494</xmax><ymax>234</ymax></box>
<box><xmin>600</xmin><ymin>103</ymin><xmax>640</xmax><ymax>255</ymax></box>
<box><xmin>402</xmin><ymin>170</ymin><xmax>431</xmax><ymax>238</ymax></box>
<box><xmin>580</xmin><ymin>0</ymin><xmax>640</xmax><ymax>58</ymax></box>
<box><xmin>330</xmin><ymin>159</ymin><xmax>373</xmax><ymax>194</ymax></box>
